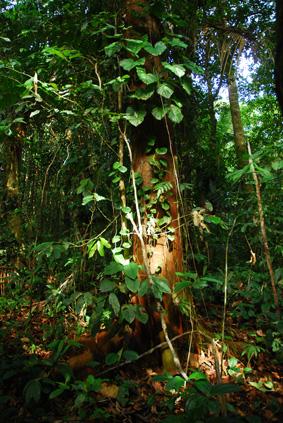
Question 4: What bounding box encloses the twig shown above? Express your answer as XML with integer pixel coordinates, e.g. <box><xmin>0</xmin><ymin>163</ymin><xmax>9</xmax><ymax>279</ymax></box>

<box><xmin>96</xmin><ymin>330</ymin><xmax>193</xmax><ymax>377</ymax></box>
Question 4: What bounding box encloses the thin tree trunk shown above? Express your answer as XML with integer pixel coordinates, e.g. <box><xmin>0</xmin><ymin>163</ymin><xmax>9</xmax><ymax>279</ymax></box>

<box><xmin>227</xmin><ymin>67</ymin><xmax>247</xmax><ymax>169</ymax></box>
<box><xmin>247</xmin><ymin>142</ymin><xmax>280</xmax><ymax>318</ymax></box>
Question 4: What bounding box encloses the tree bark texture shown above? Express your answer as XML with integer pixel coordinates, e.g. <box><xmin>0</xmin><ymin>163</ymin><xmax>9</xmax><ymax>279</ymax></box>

<box><xmin>227</xmin><ymin>68</ymin><xmax>246</xmax><ymax>169</ymax></box>
<box><xmin>124</xmin><ymin>0</ymin><xmax>183</xmax><ymax>331</ymax></box>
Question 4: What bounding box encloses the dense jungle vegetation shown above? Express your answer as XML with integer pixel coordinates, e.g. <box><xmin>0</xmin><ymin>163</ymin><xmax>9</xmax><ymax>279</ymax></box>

<box><xmin>0</xmin><ymin>0</ymin><xmax>282</xmax><ymax>421</ymax></box>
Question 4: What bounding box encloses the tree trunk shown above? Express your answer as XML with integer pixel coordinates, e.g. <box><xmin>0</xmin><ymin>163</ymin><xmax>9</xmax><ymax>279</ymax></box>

<box><xmin>124</xmin><ymin>0</ymin><xmax>184</xmax><ymax>343</ymax></box>
<box><xmin>227</xmin><ymin>67</ymin><xmax>247</xmax><ymax>169</ymax></box>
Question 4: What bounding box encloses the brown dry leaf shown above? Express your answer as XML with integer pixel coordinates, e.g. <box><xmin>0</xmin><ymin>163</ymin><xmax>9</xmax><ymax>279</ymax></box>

<box><xmin>99</xmin><ymin>382</ymin><xmax>119</xmax><ymax>399</ymax></box>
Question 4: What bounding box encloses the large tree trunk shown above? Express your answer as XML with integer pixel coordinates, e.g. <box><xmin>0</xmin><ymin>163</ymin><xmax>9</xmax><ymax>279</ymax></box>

<box><xmin>124</xmin><ymin>0</ymin><xmax>184</xmax><ymax>344</ymax></box>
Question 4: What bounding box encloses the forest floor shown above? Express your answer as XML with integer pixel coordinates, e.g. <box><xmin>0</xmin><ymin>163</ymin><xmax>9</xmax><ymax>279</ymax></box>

<box><xmin>0</xmin><ymin>300</ymin><xmax>282</xmax><ymax>422</ymax></box>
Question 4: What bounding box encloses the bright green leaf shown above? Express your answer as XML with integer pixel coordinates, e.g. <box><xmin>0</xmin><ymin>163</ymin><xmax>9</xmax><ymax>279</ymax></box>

<box><xmin>120</xmin><ymin>57</ymin><xmax>145</xmax><ymax>71</ymax></box>
<box><xmin>105</xmin><ymin>42</ymin><xmax>121</xmax><ymax>57</ymax></box>
<box><xmin>144</xmin><ymin>41</ymin><xmax>167</xmax><ymax>56</ymax></box>
<box><xmin>162</xmin><ymin>62</ymin><xmax>186</xmax><ymax>77</ymax></box>
<box><xmin>152</xmin><ymin>106</ymin><xmax>168</xmax><ymax>120</ymax></box>
<box><xmin>136</xmin><ymin>67</ymin><xmax>158</xmax><ymax>84</ymax></box>
<box><xmin>157</xmin><ymin>83</ymin><xmax>174</xmax><ymax>98</ymax></box>
<box><xmin>168</xmin><ymin>105</ymin><xmax>183</xmax><ymax>123</ymax></box>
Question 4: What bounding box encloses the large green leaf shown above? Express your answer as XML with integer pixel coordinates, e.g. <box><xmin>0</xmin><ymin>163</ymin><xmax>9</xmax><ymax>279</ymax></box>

<box><xmin>125</xmin><ymin>38</ymin><xmax>147</xmax><ymax>55</ymax></box>
<box><xmin>124</xmin><ymin>262</ymin><xmax>139</xmax><ymax>279</ymax></box>
<box><xmin>157</xmin><ymin>83</ymin><xmax>174</xmax><ymax>98</ymax></box>
<box><xmin>168</xmin><ymin>105</ymin><xmax>183</xmax><ymax>123</ymax></box>
<box><xmin>120</xmin><ymin>57</ymin><xmax>145</xmax><ymax>71</ymax></box>
<box><xmin>152</xmin><ymin>106</ymin><xmax>168</xmax><ymax>120</ymax></box>
<box><xmin>130</xmin><ymin>86</ymin><xmax>155</xmax><ymax>100</ymax></box>
<box><xmin>125</xmin><ymin>276</ymin><xmax>139</xmax><ymax>293</ymax></box>
<box><xmin>124</xmin><ymin>106</ymin><xmax>146</xmax><ymax>126</ymax></box>
<box><xmin>162</xmin><ymin>62</ymin><xmax>186</xmax><ymax>77</ymax></box>
<box><xmin>136</xmin><ymin>67</ymin><xmax>158</xmax><ymax>84</ymax></box>
<box><xmin>144</xmin><ymin>41</ymin><xmax>167</xmax><ymax>56</ymax></box>
<box><xmin>105</xmin><ymin>41</ymin><xmax>121</xmax><ymax>57</ymax></box>
<box><xmin>104</xmin><ymin>261</ymin><xmax>123</xmax><ymax>275</ymax></box>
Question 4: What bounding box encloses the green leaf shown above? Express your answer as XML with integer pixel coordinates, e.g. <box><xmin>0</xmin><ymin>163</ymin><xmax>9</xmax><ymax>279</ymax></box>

<box><xmin>82</xmin><ymin>194</ymin><xmax>94</xmax><ymax>205</ymax></box>
<box><xmin>121</xmin><ymin>304</ymin><xmax>136</xmax><ymax>323</ymax></box>
<box><xmin>100</xmin><ymin>279</ymin><xmax>116</xmax><ymax>292</ymax></box>
<box><xmin>155</xmin><ymin>147</ymin><xmax>168</xmax><ymax>155</ymax></box>
<box><xmin>109</xmin><ymin>293</ymin><xmax>120</xmax><ymax>315</ymax></box>
<box><xmin>144</xmin><ymin>41</ymin><xmax>167</xmax><ymax>56</ymax></box>
<box><xmin>174</xmin><ymin>280</ymin><xmax>191</xmax><ymax>293</ymax></box>
<box><xmin>0</xmin><ymin>37</ymin><xmax>11</xmax><ymax>42</ymax></box>
<box><xmin>212</xmin><ymin>383</ymin><xmax>241</xmax><ymax>395</ymax></box>
<box><xmin>194</xmin><ymin>380</ymin><xmax>212</xmax><ymax>395</ymax></box>
<box><xmin>125</xmin><ymin>276</ymin><xmax>139</xmax><ymax>293</ymax></box>
<box><xmin>94</xmin><ymin>193</ymin><xmax>107</xmax><ymax>202</ymax></box>
<box><xmin>120</xmin><ymin>57</ymin><xmax>145</xmax><ymax>71</ymax></box>
<box><xmin>105</xmin><ymin>41</ymin><xmax>121</xmax><ymax>57</ymax></box>
<box><xmin>152</xmin><ymin>276</ymin><xmax>171</xmax><ymax>295</ymax></box>
<box><xmin>162</xmin><ymin>62</ymin><xmax>186</xmax><ymax>77</ymax></box>
<box><xmin>124</xmin><ymin>106</ymin><xmax>146</xmax><ymax>126</ymax></box>
<box><xmin>113</xmin><ymin>254</ymin><xmax>129</xmax><ymax>266</ymax></box>
<box><xmin>183</xmin><ymin>59</ymin><xmax>204</xmax><ymax>74</ymax></box>
<box><xmin>105</xmin><ymin>352</ymin><xmax>120</xmax><ymax>365</ymax></box>
<box><xmin>24</xmin><ymin>379</ymin><xmax>41</xmax><ymax>404</ymax></box>
<box><xmin>181</xmin><ymin>79</ymin><xmax>191</xmax><ymax>95</ymax></box>
<box><xmin>104</xmin><ymin>261</ymin><xmax>123</xmax><ymax>275</ymax></box>
<box><xmin>188</xmin><ymin>371</ymin><xmax>207</xmax><ymax>380</ymax></box>
<box><xmin>168</xmin><ymin>38</ymin><xmax>188</xmax><ymax>49</ymax></box>
<box><xmin>30</xmin><ymin>110</ymin><xmax>40</xmax><ymax>118</ymax></box>
<box><xmin>158</xmin><ymin>215</ymin><xmax>171</xmax><ymax>226</ymax></box>
<box><xmin>272</xmin><ymin>160</ymin><xmax>283</xmax><ymax>170</ymax></box>
<box><xmin>168</xmin><ymin>105</ymin><xmax>183</xmax><ymax>123</ymax></box>
<box><xmin>138</xmin><ymin>280</ymin><xmax>149</xmax><ymax>296</ymax></box>
<box><xmin>125</xmin><ymin>38</ymin><xmax>146</xmax><ymax>55</ymax></box>
<box><xmin>124</xmin><ymin>262</ymin><xmax>139</xmax><ymax>280</ymax></box>
<box><xmin>152</xmin><ymin>106</ymin><xmax>168</xmax><ymax>120</ymax></box>
<box><xmin>135</xmin><ymin>306</ymin><xmax>148</xmax><ymax>323</ymax></box>
<box><xmin>130</xmin><ymin>86</ymin><xmax>155</xmax><ymax>100</ymax></box>
<box><xmin>49</xmin><ymin>387</ymin><xmax>66</xmax><ymax>399</ymax></box>
<box><xmin>166</xmin><ymin>375</ymin><xmax>185</xmax><ymax>391</ymax></box>
<box><xmin>157</xmin><ymin>83</ymin><xmax>174</xmax><ymax>98</ymax></box>
<box><xmin>136</xmin><ymin>67</ymin><xmax>158</xmax><ymax>84</ymax></box>
<box><xmin>123</xmin><ymin>350</ymin><xmax>139</xmax><ymax>362</ymax></box>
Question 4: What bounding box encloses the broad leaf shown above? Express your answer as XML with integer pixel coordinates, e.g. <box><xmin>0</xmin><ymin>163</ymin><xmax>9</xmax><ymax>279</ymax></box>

<box><xmin>104</xmin><ymin>261</ymin><xmax>123</xmax><ymax>275</ymax></box>
<box><xmin>136</xmin><ymin>67</ymin><xmax>158</xmax><ymax>84</ymax></box>
<box><xmin>125</xmin><ymin>276</ymin><xmax>139</xmax><ymax>293</ymax></box>
<box><xmin>162</xmin><ymin>62</ymin><xmax>186</xmax><ymax>77</ymax></box>
<box><xmin>130</xmin><ymin>86</ymin><xmax>155</xmax><ymax>100</ymax></box>
<box><xmin>105</xmin><ymin>42</ymin><xmax>121</xmax><ymax>57</ymax></box>
<box><xmin>124</xmin><ymin>106</ymin><xmax>146</xmax><ymax>126</ymax></box>
<box><xmin>152</xmin><ymin>106</ymin><xmax>168</xmax><ymax>120</ymax></box>
<box><xmin>144</xmin><ymin>41</ymin><xmax>167</xmax><ymax>56</ymax></box>
<box><xmin>100</xmin><ymin>279</ymin><xmax>116</xmax><ymax>292</ymax></box>
<box><xmin>181</xmin><ymin>79</ymin><xmax>191</xmax><ymax>95</ymax></box>
<box><xmin>168</xmin><ymin>105</ymin><xmax>183</xmax><ymax>123</ymax></box>
<box><xmin>109</xmin><ymin>293</ymin><xmax>120</xmax><ymax>315</ymax></box>
<box><xmin>120</xmin><ymin>57</ymin><xmax>145</xmax><ymax>71</ymax></box>
<box><xmin>157</xmin><ymin>83</ymin><xmax>174</xmax><ymax>98</ymax></box>
<box><xmin>124</xmin><ymin>262</ymin><xmax>139</xmax><ymax>280</ymax></box>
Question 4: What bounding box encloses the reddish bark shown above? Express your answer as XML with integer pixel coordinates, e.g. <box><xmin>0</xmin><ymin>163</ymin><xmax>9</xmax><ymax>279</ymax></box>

<box><xmin>124</xmin><ymin>0</ymin><xmax>183</xmax><ymax>341</ymax></box>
